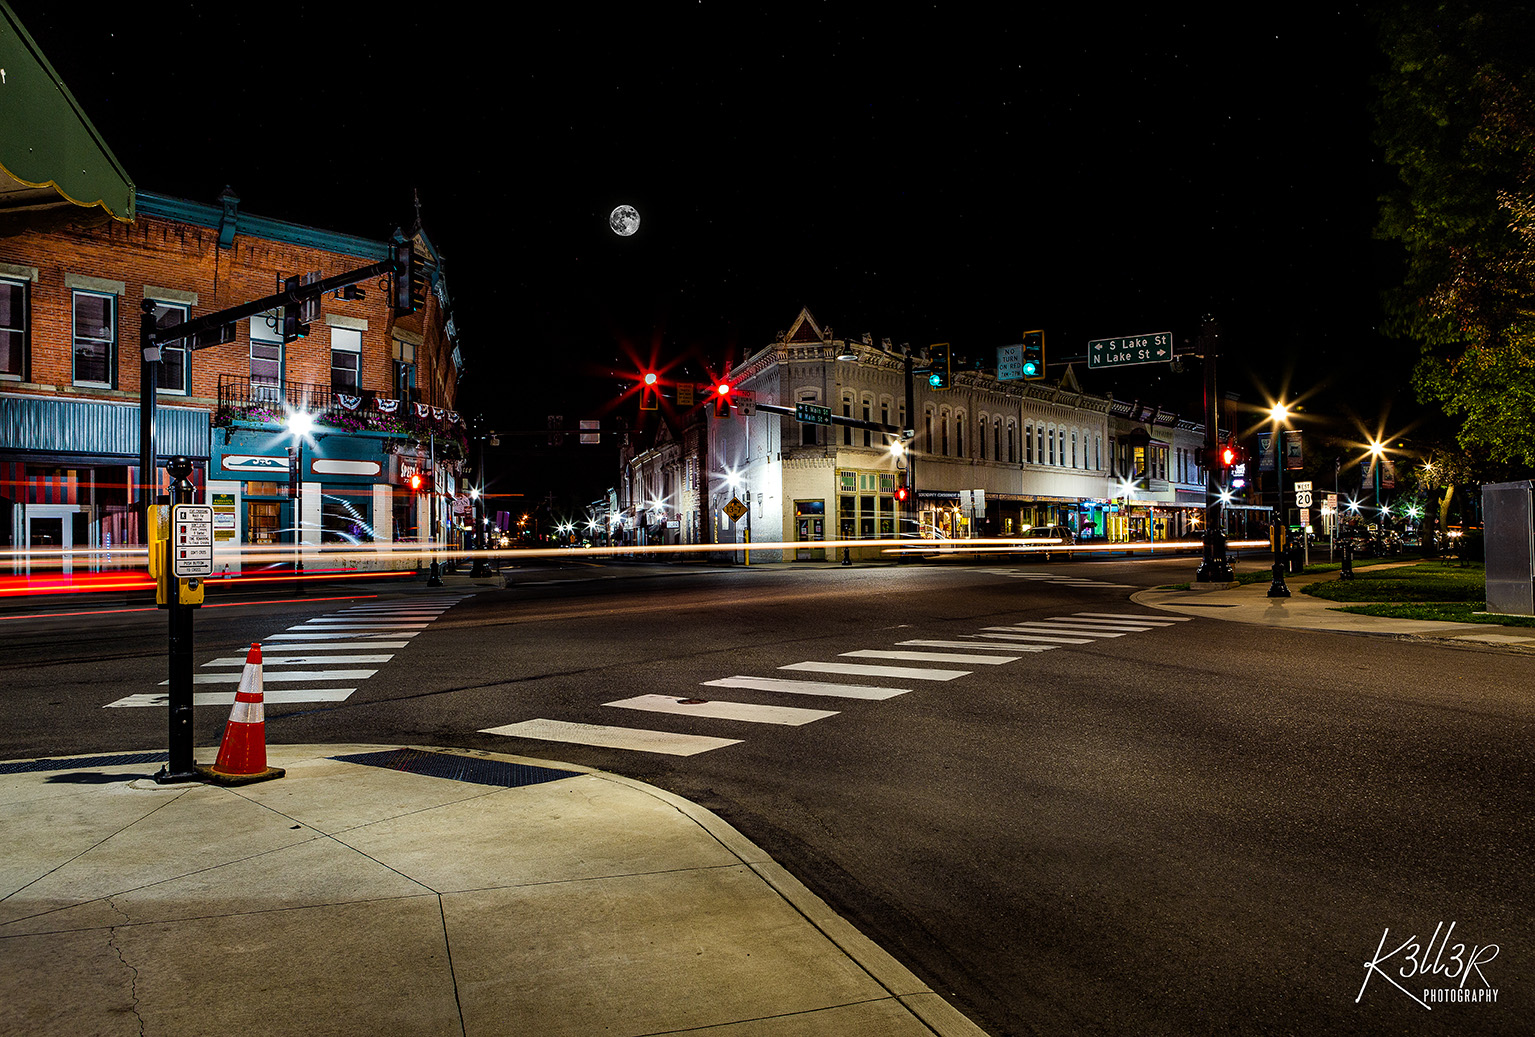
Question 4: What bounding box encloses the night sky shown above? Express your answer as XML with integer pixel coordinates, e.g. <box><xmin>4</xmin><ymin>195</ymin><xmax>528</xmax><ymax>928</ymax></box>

<box><xmin>23</xmin><ymin>5</ymin><xmax>1410</xmax><ymax>501</ymax></box>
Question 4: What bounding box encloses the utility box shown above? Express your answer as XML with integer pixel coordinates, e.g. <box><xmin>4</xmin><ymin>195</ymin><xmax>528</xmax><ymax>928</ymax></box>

<box><xmin>1482</xmin><ymin>480</ymin><xmax>1534</xmax><ymax>616</ymax></box>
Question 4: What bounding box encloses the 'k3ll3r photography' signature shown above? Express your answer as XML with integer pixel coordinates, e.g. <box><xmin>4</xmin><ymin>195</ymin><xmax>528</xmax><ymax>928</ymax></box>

<box><xmin>1356</xmin><ymin>922</ymin><xmax>1500</xmax><ymax>1010</ymax></box>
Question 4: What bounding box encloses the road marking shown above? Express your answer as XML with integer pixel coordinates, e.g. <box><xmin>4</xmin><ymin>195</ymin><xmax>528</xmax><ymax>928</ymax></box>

<box><xmin>266</xmin><ymin>631</ymin><xmax>419</xmax><ymax>640</ymax></box>
<box><xmin>295</xmin><ymin>622</ymin><xmax>431</xmax><ymax>630</ymax></box>
<box><xmin>480</xmin><ymin>719</ymin><xmax>741</xmax><ymax>756</ymax></box>
<box><xmin>1042</xmin><ymin>617</ymin><xmax>1156</xmax><ymax>631</ymax></box>
<box><xmin>107</xmin><ymin>688</ymin><xmax>357</xmax><ymax>707</ymax></box>
<box><xmin>159</xmin><ymin>669</ymin><xmax>377</xmax><ymax>685</ymax></box>
<box><xmin>1074</xmin><ymin>611</ymin><xmax>1192</xmax><ymax>622</ymax></box>
<box><xmin>202</xmin><ymin>654</ymin><xmax>394</xmax><ymax>666</ymax></box>
<box><xmin>1001</xmin><ymin>623</ymin><xmax>1128</xmax><ymax>637</ymax></box>
<box><xmin>975</xmin><ymin>630</ymin><xmax>1092</xmax><ymax>644</ymax></box>
<box><xmin>216</xmin><ymin>641</ymin><xmax>410</xmax><ymax>651</ymax></box>
<box><xmin>780</xmin><ymin>661</ymin><xmax>970</xmax><ymax>681</ymax></box>
<box><xmin>841</xmin><ymin>649</ymin><xmax>1016</xmax><ymax>665</ymax></box>
<box><xmin>897</xmin><ymin>639</ymin><xmax>1036</xmax><ymax>654</ymax></box>
<box><xmin>701</xmin><ymin>675</ymin><xmax>910</xmax><ymax>700</ymax></box>
<box><xmin>605</xmin><ymin>694</ymin><xmax>838</xmax><ymax>726</ymax></box>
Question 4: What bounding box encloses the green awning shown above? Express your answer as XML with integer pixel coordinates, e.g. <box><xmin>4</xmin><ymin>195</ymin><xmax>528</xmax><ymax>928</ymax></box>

<box><xmin>0</xmin><ymin>1</ymin><xmax>134</xmax><ymax>222</ymax></box>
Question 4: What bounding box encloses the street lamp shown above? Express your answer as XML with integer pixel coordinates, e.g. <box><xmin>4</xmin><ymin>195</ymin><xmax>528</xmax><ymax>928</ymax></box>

<box><xmin>1267</xmin><ymin>402</ymin><xmax>1291</xmax><ymax>598</ymax></box>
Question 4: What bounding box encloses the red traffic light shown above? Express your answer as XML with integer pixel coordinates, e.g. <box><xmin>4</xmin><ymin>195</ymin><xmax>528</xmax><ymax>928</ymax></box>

<box><xmin>639</xmin><ymin>371</ymin><xmax>660</xmax><ymax>411</ymax></box>
<box><xmin>894</xmin><ymin>485</ymin><xmax>910</xmax><ymax>503</ymax></box>
<box><xmin>713</xmin><ymin>381</ymin><xmax>733</xmax><ymax>417</ymax></box>
<box><xmin>409</xmin><ymin>472</ymin><xmax>423</xmax><ymax>492</ymax></box>
<box><xmin>1221</xmin><ymin>445</ymin><xmax>1236</xmax><ymax>467</ymax></box>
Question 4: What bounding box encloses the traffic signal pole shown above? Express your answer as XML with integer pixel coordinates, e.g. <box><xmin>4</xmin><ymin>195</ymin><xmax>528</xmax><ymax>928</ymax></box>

<box><xmin>1194</xmin><ymin>317</ymin><xmax>1233</xmax><ymax>582</ymax></box>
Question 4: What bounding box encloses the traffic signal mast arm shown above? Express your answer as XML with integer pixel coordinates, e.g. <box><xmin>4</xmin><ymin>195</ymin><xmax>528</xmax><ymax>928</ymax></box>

<box><xmin>144</xmin><ymin>254</ymin><xmax>409</xmax><ymax>350</ymax></box>
<box><xmin>751</xmin><ymin>400</ymin><xmax>904</xmax><ymax>436</ymax></box>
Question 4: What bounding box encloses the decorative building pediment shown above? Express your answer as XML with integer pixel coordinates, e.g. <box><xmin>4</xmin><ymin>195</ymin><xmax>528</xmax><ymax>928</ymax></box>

<box><xmin>781</xmin><ymin>307</ymin><xmax>826</xmax><ymax>344</ymax></box>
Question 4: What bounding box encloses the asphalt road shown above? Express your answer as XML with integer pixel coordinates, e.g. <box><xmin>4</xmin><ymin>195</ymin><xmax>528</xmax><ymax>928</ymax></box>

<box><xmin>3</xmin><ymin>557</ymin><xmax>1530</xmax><ymax>1036</ymax></box>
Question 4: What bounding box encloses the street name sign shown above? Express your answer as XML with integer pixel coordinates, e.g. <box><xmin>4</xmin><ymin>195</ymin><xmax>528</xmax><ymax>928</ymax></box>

<box><xmin>171</xmin><ymin>504</ymin><xmax>213</xmax><ymax>578</ymax></box>
<box><xmin>796</xmin><ymin>402</ymin><xmax>832</xmax><ymax>425</ymax></box>
<box><xmin>1086</xmin><ymin>331</ymin><xmax>1174</xmax><ymax>370</ymax></box>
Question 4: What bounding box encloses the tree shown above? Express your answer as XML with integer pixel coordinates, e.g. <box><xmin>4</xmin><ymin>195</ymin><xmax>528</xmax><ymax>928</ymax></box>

<box><xmin>1374</xmin><ymin>2</ymin><xmax>1535</xmax><ymax>470</ymax></box>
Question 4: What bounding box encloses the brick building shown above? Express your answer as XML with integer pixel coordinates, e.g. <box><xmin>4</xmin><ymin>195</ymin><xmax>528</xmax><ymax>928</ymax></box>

<box><xmin>0</xmin><ymin>188</ymin><xmax>463</xmax><ymax>572</ymax></box>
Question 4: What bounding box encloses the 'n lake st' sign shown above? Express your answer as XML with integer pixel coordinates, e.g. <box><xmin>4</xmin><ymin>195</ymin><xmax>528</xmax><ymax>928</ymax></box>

<box><xmin>1087</xmin><ymin>332</ymin><xmax>1174</xmax><ymax>370</ymax></box>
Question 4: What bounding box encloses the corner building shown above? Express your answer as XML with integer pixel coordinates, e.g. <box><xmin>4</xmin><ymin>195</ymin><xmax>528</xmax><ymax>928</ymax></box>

<box><xmin>0</xmin><ymin>188</ymin><xmax>463</xmax><ymax>572</ymax></box>
<box><xmin>706</xmin><ymin>309</ymin><xmax>1121</xmax><ymax>561</ymax></box>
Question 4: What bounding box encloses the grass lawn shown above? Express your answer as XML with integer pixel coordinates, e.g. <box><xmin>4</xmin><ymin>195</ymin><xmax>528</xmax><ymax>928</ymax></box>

<box><xmin>1301</xmin><ymin>560</ymin><xmax>1535</xmax><ymax>627</ymax></box>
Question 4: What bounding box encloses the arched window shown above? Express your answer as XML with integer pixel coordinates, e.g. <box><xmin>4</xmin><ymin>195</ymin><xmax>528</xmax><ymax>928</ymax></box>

<box><xmin>1025</xmin><ymin>423</ymin><xmax>1034</xmax><ymax>464</ymax></box>
<box><xmin>955</xmin><ymin>412</ymin><xmax>965</xmax><ymax>457</ymax></box>
<box><xmin>979</xmin><ymin>413</ymin><xmax>988</xmax><ymax>460</ymax></box>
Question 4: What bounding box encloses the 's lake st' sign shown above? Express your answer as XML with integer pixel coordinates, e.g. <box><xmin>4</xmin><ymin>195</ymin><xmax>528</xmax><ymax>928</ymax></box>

<box><xmin>1087</xmin><ymin>332</ymin><xmax>1175</xmax><ymax>370</ymax></box>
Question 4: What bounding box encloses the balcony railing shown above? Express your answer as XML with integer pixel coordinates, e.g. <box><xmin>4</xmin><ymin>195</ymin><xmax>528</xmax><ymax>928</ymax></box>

<box><xmin>214</xmin><ymin>374</ymin><xmax>463</xmax><ymax>458</ymax></box>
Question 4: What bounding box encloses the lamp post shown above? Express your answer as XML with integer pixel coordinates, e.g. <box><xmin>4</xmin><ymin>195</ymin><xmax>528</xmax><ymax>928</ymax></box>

<box><xmin>286</xmin><ymin>410</ymin><xmax>313</xmax><ymax>592</ymax></box>
<box><xmin>1267</xmin><ymin>402</ymin><xmax>1291</xmax><ymax>598</ymax></box>
<box><xmin>1368</xmin><ymin>439</ymin><xmax>1385</xmax><ymax>509</ymax></box>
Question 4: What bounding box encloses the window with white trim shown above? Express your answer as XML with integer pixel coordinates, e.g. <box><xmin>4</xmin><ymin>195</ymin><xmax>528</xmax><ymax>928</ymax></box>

<box><xmin>331</xmin><ymin>326</ymin><xmax>362</xmax><ymax>391</ymax></box>
<box><xmin>72</xmin><ymin>290</ymin><xmax>115</xmax><ymax>386</ymax></box>
<box><xmin>150</xmin><ymin>300</ymin><xmax>190</xmax><ymax>394</ymax></box>
<box><xmin>1</xmin><ymin>277</ymin><xmax>26</xmax><ymax>378</ymax></box>
<box><xmin>249</xmin><ymin>314</ymin><xmax>283</xmax><ymax>401</ymax></box>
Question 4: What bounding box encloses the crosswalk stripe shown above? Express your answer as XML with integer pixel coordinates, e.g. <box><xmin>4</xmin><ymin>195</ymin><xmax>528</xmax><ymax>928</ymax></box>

<box><xmin>780</xmin><ymin>660</ymin><xmax>970</xmax><ymax>681</ymax></box>
<box><xmin>1075</xmin><ymin>612</ymin><xmax>1193</xmax><ymax>622</ymax></box>
<box><xmin>160</xmin><ymin>669</ymin><xmax>377</xmax><ymax>685</ymax></box>
<box><xmin>605</xmin><ymin>694</ymin><xmax>837</xmax><ymax>726</ymax></box>
<box><xmin>223</xmin><ymin>641</ymin><xmax>410</xmax><ymax>651</ymax></box>
<box><xmin>298</xmin><ymin>622</ymin><xmax>430</xmax><ymax>629</ymax></box>
<box><xmin>267</xmin><ymin>629</ymin><xmax>418</xmax><ymax>639</ymax></box>
<box><xmin>701</xmin><ymin>676</ymin><xmax>909</xmax><ymax>700</ymax></box>
<box><xmin>1042</xmin><ymin>617</ymin><xmax>1156</xmax><ymax>631</ymax></box>
<box><xmin>841</xmin><ymin>649</ymin><xmax>1016</xmax><ymax>665</ymax></box>
<box><xmin>897</xmin><ymin>639</ymin><xmax>1036</xmax><ymax>653</ymax></box>
<box><xmin>1003</xmin><ymin>623</ymin><xmax>1128</xmax><ymax>637</ymax></box>
<box><xmin>975</xmin><ymin>630</ymin><xmax>1093</xmax><ymax>644</ymax></box>
<box><xmin>480</xmin><ymin>719</ymin><xmax>741</xmax><ymax>756</ymax></box>
<box><xmin>202</xmin><ymin>654</ymin><xmax>394</xmax><ymax>666</ymax></box>
<box><xmin>106</xmin><ymin>688</ymin><xmax>357</xmax><ymax>708</ymax></box>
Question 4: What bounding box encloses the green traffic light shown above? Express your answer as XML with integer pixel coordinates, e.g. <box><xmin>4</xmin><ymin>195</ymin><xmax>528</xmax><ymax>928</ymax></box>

<box><xmin>1022</xmin><ymin>362</ymin><xmax>1038</xmax><ymax>376</ymax></box>
<box><xmin>929</xmin><ymin>373</ymin><xmax>942</xmax><ymax>387</ymax></box>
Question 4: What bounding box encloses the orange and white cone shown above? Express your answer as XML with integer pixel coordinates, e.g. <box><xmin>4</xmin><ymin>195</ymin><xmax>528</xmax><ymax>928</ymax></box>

<box><xmin>203</xmin><ymin>644</ymin><xmax>284</xmax><ymax>784</ymax></box>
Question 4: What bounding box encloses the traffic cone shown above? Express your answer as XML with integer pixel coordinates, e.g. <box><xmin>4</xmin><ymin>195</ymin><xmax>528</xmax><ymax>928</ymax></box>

<box><xmin>199</xmin><ymin>644</ymin><xmax>285</xmax><ymax>785</ymax></box>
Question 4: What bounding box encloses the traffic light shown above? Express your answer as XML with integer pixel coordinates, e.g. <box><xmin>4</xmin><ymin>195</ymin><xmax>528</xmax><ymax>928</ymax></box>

<box><xmin>392</xmin><ymin>239</ymin><xmax>416</xmax><ymax>315</ymax></box>
<box><xmin>928</xmin><ymin>342</ymin><xmax>951</xmax><ymax>389</ymax></box>
<box><xmin>1221</xmin><ymin>443</ymin><xmax>1238</xmax><ymax>468</ymax></box>
<box><xmin>282</xmin><ymin>274</ymin><xmax>309</xmax><ymax>343</ymax></box>
<box><xmin>713</xmin><ymin>381</ymin><xmax>732</xmax><ymax>418</ymax></box>
<box><xmin>639</xmin><ymin>372</ymin><xmax>660</xmax><ymax>411</ymax></box>
<box><xmin>1022</xmin><ymin>330</ymin><xmax>1045</xmax><ymax>381</ymax></box>
<box><xmin>894</xmin><ymin>484</ymin><xmax>910</xmax><ymax>504</ymax></box>
<box><xmin>409</xmin><ymin>472</ymin><xmax>423</xmax><ymax>493</ymax></box>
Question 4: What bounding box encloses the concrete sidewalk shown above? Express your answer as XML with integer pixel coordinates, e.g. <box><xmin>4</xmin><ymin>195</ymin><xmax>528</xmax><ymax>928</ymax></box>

<box><xmin>1133</xmin><ymin>566</ymin><xmax>1535</xmax><ymax>649</ymax></box>
<box><xmin>0</xmin><ymin>744</ymin><xmax>986</xmax><ymax>1037</ymax></box>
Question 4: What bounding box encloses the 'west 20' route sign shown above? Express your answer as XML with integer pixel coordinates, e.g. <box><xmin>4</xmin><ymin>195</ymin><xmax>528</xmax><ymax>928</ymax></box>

<box><xmin>1087</xmin><ymin>331</ymin><xmax>1174</xmax><ymax>370</ymax></box>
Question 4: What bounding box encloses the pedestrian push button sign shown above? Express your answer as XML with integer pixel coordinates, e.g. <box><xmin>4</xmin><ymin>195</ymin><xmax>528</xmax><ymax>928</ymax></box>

<box><xmin>172</xmin><ymin>504</ymin><xmax>214</xmax><ymax>578</ymax></box>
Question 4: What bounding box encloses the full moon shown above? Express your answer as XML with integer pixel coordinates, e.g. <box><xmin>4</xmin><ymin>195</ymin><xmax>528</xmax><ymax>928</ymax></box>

<box><xmin>609</xmin><ymin>204</ymin><xmax>640</xmax><ymax>236</ymax></box>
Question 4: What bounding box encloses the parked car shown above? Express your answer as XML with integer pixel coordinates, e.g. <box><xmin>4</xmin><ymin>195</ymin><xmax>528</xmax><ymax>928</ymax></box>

<box><xmin>1023</xmin><ymin>524</ymin><xmax>1076</xmax><ymax>561</ymax></box>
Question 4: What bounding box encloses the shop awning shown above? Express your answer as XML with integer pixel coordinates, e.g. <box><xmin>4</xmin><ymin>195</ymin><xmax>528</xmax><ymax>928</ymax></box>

<box><xmin>0</xmin><ymin>2</ymin><xmax>134</xmax><ymax>224</ymax></box>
